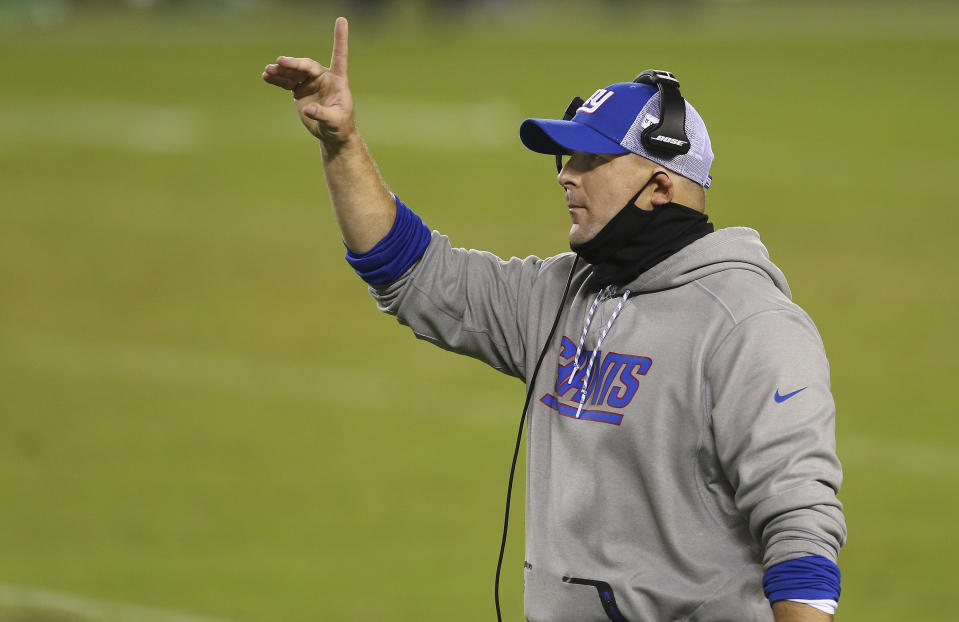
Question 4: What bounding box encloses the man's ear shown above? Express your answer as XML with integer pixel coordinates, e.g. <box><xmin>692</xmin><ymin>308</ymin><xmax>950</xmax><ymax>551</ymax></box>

<box><xmin>650</xmin><ymin>168</ymin><xmax>674</xmax><ymax>207</ymax></box>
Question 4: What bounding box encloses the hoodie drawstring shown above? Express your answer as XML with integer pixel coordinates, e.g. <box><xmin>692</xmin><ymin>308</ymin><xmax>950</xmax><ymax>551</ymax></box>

<box><xmin>569</xmin><ymin>286</ymin><xmax>632</xmax><ymax>419</ymax></box>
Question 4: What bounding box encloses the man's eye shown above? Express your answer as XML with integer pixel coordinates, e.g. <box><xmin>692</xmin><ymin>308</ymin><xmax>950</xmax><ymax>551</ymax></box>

<box><xmin>585</xmin><ymin>153</ymin><xmax>605</xmax><ymax>168</ymax></box>
<box><xmin>562</xmin><ymin>153</ymin><xmax>604</xmax><ymax>170</ymax></box>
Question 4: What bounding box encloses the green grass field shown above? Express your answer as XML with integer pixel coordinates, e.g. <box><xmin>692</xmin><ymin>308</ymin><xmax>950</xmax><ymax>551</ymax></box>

<box><xmin>1</xmin><ymin>1</ymin><xmax>957</xmax><ymax>620</ymax></box>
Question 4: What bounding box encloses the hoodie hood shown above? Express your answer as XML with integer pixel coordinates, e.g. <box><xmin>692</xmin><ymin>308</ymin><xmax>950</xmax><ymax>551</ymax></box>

<box><xmin>618</xmin><ymin>226</ymin><xmax>792</xmax><ymax>299</ymax></box>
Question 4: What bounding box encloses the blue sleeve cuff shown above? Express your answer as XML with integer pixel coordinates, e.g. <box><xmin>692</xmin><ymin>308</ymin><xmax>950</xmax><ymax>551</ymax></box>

<box><xmin>344</xmin><ymin>194</ymin><xmax>432</xmax><ymax>285</ymax></box>
<box><xmin>763</xmin><ymin>555</ymin><xmax>841</xmax><ymax>604</ymax></box>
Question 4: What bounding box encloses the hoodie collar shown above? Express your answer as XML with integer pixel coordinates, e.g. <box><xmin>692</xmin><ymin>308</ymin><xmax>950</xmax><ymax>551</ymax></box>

<box><xmin>608</xmin><ymin>227</ymin><xmax>792</xmax><ymax>299</ymax></box>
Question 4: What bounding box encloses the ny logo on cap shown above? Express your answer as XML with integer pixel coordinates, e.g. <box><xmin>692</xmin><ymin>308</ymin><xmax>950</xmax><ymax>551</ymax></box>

<box><xmin>577</xmin><ymin>89</ymin><xmax>614</xmax><ymax>115</ymax></box>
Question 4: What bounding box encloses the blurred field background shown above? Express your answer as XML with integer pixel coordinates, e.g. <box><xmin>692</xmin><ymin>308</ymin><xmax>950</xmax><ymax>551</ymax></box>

<box><xmin>1</xmin><ymin>0</ymin><xmax>957</xmax><ymax>620</ymax></box>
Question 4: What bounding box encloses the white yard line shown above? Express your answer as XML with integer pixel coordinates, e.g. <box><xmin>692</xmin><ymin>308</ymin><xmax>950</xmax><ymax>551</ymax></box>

<box><xmin>0</xmin><ymin>101</ymin><xmax>206</xmax><ymax>154</ymax></box>
<box><xmin>357</xmin><ymin>96</ymin><xmax>518</xmax><ymax>149</ymax></box>
<box><xmin>0</xmin><ymin>330</ymin><xmax>389</xmax><ymax>407</ymax></box>
<box><xmin>0</xmin><ymin>582</ymin><xmax>238</xmax><ymax>622</ymax></box>
<box><xmin>840</xmin><ymin>434</ymin><xmax>959</xmax><ymax>482</ymax></box>
<box><xmin>0</xmin><ymin>328</ymin><xmax>514</xmax><ymax>426</ymax></box>
<box><xmin>0</xmin><ymin>95</ymin><xmax>519</xmax><ymax>154</ymax></box>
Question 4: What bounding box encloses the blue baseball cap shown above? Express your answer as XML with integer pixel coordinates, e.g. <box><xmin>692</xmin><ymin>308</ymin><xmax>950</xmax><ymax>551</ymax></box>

<box><xmin>520</xmin><ymin>81</ymin><xmax>714</xmax><ymax>188</ymax></box>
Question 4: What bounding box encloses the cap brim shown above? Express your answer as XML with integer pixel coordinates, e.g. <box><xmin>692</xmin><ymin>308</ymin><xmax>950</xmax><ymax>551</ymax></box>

<box><xmin>519</xmin><ymin>118</ymin><xmax>629</xmax><ymax>156</ymax></box>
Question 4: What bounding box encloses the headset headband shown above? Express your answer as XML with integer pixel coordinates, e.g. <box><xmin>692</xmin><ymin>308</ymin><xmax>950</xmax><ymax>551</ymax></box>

<box><xmin>554</xmin><ymin>69</ymin><xmax>690</xmax><ymax>174</ymax></box>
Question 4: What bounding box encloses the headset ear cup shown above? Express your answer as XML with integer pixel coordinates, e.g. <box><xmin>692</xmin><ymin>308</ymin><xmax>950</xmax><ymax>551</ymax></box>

<box><xmin>563</xmin><ymin>96</ymin><xmax>585</xmax><ymax>121</ymax></box>
<box><xmin>632</xmin><ymin>69</ymin><xmax>691</xmax><ymax>157</ymax></box>
<box><xmin>641</xmin><ymin>87</ymin><xmax>690</xmax><ymax>156</ymax></box>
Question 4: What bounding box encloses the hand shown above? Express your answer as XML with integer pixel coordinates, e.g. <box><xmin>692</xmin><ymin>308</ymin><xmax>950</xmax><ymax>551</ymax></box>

<box><xmin>262</xmin><ymin>17</ymin><xmax>354</xmax><ymax>147</ymax></box>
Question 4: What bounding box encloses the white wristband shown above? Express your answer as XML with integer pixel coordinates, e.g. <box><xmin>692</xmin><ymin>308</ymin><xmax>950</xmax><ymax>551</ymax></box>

<box><xmin>786</xmin><ymin>598</ymin><xmax>838</xmax><ymax>615</ymax></box>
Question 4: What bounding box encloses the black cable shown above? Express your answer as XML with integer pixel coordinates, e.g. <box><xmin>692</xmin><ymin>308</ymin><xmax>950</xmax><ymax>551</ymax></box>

<box><xmin>495</xmin><ymin>255</ymin><xmax>579</xmax><ymax>622</ymax></box>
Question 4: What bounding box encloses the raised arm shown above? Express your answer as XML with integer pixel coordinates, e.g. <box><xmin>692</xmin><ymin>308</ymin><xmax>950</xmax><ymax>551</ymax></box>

<box><xmin>262</xmin><ymin>17</ymin><xmax>394</xmax><ymax>253</ymax></box>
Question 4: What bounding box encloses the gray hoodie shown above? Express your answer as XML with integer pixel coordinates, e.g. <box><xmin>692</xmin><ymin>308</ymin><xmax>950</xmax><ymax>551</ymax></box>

<box><xmin>370</xmin><ymin>226</ymin><xmax>846</xmax><ymax>622</ymax></box>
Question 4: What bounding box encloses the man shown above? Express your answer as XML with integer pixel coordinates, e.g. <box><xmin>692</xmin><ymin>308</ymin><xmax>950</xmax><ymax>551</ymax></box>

<box><xmin>263</xmin><ymin>17</ymin><xmax>846</xmax><ymax>622</ymax></box>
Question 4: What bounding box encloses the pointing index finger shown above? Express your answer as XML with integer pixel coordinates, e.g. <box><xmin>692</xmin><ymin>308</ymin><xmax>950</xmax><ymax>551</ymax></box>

<box><xmin>330</xmin><ymin>16</ymin><xmax>348</xmax><ymax>77</ymax></box>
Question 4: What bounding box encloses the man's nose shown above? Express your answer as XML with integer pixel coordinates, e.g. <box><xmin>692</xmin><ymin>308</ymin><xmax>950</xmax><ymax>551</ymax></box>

<box><xmin>557</xmin><ymin>161</ymin><xmax>578</xmax><ymax>189</ymax></box>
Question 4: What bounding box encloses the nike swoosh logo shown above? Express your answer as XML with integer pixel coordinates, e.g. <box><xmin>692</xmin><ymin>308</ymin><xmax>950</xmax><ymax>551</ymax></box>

<box><xmin>774</xmin><ymin>387</ymin><xmax>807</xmax><ymax>403</ymax></box>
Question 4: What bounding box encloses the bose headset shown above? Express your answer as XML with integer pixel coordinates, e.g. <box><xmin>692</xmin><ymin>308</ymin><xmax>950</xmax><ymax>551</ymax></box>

<box><xmin>494</xmin><ymin>69</ymin><xmax>691</xmax><ymax>622</ymax></box>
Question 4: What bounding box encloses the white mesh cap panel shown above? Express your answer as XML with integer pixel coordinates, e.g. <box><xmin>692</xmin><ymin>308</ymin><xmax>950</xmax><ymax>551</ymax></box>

<box><xmin>620</xmin><ymin>92</ymin><xmax>714</xmax><ymax>188</ymax></box>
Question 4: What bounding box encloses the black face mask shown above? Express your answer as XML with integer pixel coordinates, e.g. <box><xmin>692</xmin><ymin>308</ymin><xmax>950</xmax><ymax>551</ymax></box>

<box><xmin>570</xmin><ymin>172</ymin><xmax>714</xmax><ymax>289</ymax></box>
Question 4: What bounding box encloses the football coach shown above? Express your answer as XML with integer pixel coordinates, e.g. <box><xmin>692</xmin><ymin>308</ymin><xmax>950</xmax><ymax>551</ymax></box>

<box><xmin>263</xmin><ymin>17</ymin><xmax>846</xmax><ymax>622</ymax></box>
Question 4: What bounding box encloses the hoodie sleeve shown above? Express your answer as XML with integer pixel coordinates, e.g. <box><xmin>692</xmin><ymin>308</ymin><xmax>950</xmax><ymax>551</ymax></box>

<box><xmin>367</xmin><ymin>231</ymin><xmax>547</xmax><ymax>380</ymax></box>
<box><xmin>704</xmin><ymin>308</ymin><xmax>847</xmax><ymax>569</ymax></box>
